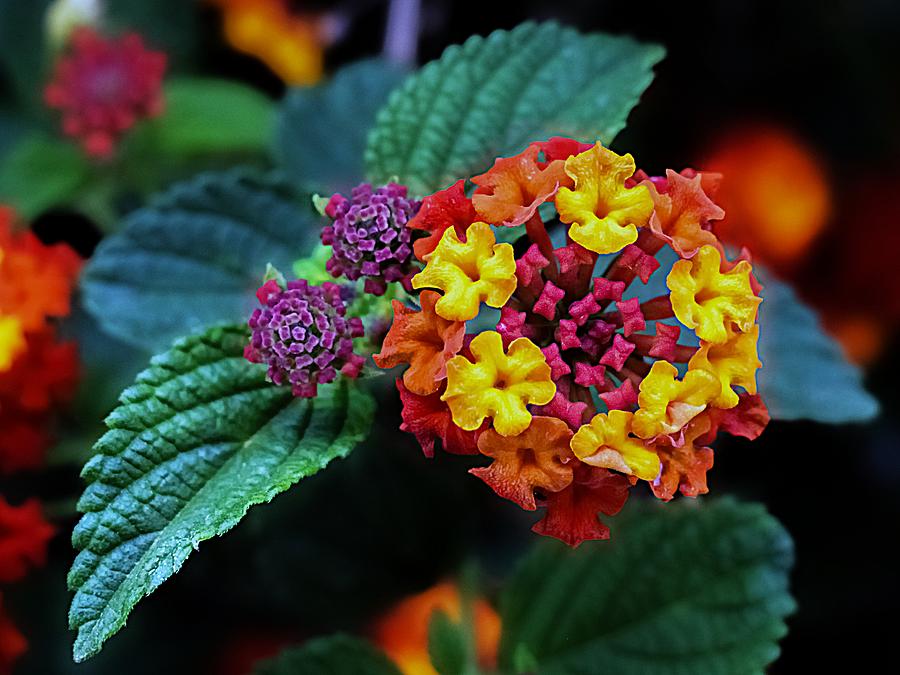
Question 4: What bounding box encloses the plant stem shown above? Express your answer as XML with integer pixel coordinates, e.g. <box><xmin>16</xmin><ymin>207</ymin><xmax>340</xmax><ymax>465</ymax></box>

<box><xmin>383</xmin><ymin>0</ymin><xmax>421</xmax><ymax>65</ymax></box>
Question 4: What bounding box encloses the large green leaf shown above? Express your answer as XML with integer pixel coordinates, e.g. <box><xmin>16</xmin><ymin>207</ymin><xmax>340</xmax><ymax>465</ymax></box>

<box><xmin>80</xmin><ymin>168</ymin><xmax>322</xmax><ymax>351</ymax></box>
<box><xmin>500</xmin><ymin>499</ymin><xmax>795</xmax><ymax>674</ymax></box>
<box><xmin>758</xmin><ymin>276</ymin><xmax>879</xmax><ymax>422</ymax></box>
<box><xmin>67</xmin><ymin>325</ymin><xmax>375</xmax><ymax>662</ymax></box>
<box><xmin>0</xmin><ymin>132</ymin><xmax>91</xmax><ymax>218</ymax></box>
<box><xmin>275</xmin><ymin>59</ymin><xmax>408</xmax><ymax>193</ymax></box>
<box><xmin>255</xmin><ymin>635</ymin><xmax>402</xmax><ymax>675</ymax></box>
<box><xmin>365</xmin><ymin>22</ymin><xmax>664</xmax><ymax>195</ymax></box>
<box><xmin>131</xmin><ymin>77</ymin><xmax>275</xmax><ymax>157</ymax></box>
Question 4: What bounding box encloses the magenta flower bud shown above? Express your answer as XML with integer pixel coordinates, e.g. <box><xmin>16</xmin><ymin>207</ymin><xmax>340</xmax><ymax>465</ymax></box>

<box><xmin>245</xmin><ymin>279</ymin><xmax>365</xmax><ymax>398</ymax></box>
<box><xmin>321</xmin><ymin>183</ymin><xmax>421</xmax><ymax>296</ymax></box>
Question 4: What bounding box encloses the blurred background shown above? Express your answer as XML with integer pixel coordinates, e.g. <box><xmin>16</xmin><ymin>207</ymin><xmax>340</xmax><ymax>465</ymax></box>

<box><xmin>2</xmin><ymin>1</ymin><xmax>899</xmax><ymax>673</ymax></box>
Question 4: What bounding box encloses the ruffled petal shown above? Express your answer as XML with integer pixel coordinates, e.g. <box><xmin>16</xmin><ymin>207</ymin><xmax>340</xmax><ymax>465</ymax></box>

<box><xmin>470</xmin><ymin>416</ymin><xmax>574</xmax><ymax>510</ymax></box>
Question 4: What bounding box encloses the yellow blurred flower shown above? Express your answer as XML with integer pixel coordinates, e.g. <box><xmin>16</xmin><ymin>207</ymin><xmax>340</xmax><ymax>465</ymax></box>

<box><xmin>689</xmin><ymin>325</ymin><xmax>761</xmax><ymax>409</ymax></box>
<box><xmin>556</xmin><ymin>142</ymin><xmax>653</xmax><ymax>254</ymax></box>
<box><xmin>571</xmin><ymin>409</ymin><xmax>660</xmax><ymax>480</ymax></box>
<box><xmin>667</xmin><ymin>245</ymin><xmax>761</xmax><ymax>344</ymax></box>
<box><xmin>632</xmin><ymin>360</ymin><xmax>720</xmax><ymax>439</ymax></box>
<box><xmin>412</xmin><ymin>222</ymin><xmax>516</xmax><ymax>322</ymax></box>
<box><xmin>0</xmin><ymin>316</ymin><xmax>25</xmax><ymax>372</ymax></box>
<box><xmin>442</xmin><ymin>331</ymin><xmax>554</xmax><ymax>437</ymax></box>
<box><xmin>211</xmin><ymin>0</ymin><xmax>329</xmax><ymax>85</ymax></box>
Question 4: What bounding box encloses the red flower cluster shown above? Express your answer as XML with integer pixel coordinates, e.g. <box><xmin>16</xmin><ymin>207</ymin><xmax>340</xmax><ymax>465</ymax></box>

<box><xmin>0</xmin><ymin>497</ymin><xmax>54</xmax><ymax>675</ymax></box>
<box><xmin>44</xmin><ymin>27</ymin><xmax>167</xmax><ymax>158</ymax></box>
<box><xmin>0</xmin><ymin>208</ymin><xmax>75</xmax><ymax>672</ymax></box>
<box><xmin>0</xmin><ymin>208</ymin><xmax>81</xmax><ymax>474</ymax></box>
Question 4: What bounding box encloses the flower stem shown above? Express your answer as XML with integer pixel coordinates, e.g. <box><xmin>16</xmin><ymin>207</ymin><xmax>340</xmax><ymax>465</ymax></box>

<box><xmin>383</xmin><ymin>0</ymin><xmax>421</xmax><ymax>65</ymax></box>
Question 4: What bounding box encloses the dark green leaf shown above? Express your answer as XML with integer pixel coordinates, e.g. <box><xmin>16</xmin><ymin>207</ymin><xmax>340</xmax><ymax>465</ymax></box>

<box><xmin>0</xmin><ymin>132</ymin><xmax>91</xmax><ymax>218</ymax></box>
<box><xmin>758</xmin><ymin>276</ymin><xmax>879</xmax><ymax>422</ymax></box>
<box><xmin>0</xmin><ymin>0</ymin><xmax>51</xmax><ymax>110</ymax></box>
<box><xmin>67</xmin><ymin>325</ymin><xmax>375</xmax><ymax>662</ymax></box>
<box><xmin>104</xmin><ymin>0</ymin><xmax>199</xmax><ymax>69</ymax></box>
<box><xmin>0</xmin><ymin>109</ymin><xmax>30</xmax><ymax>161</ymax></box>
<box><xmin>80</xmin><ymin>168</ymin><xmax>322</xmax><ymax>351</ymax></box>
<box><xmin>429</xmin><ymin>610</ymin><xmax>468</xmax><ymax>675</ymax></box>
<box><xmin>133</xmin><ymin>78</ymin><xmax>275</xmax><ymax>157</ymax></box>
<box><xmin>500</xmin><ymin>499</ymin><xmax>795</xmax><ymax>674</ymax></box>
<box><xmin>255</xmin><ymin>635</ymin><xmax>402</xmax><ymax>675</ymax></box>
<box><xmin>274</xmin><ymin>59</ymin><xmax>408</xmax><ymax>193</ymax></box>
<box><xmin>365</xmin><ymin>22</ymin><xmax>664</xmax><ymax>195</ymax></box>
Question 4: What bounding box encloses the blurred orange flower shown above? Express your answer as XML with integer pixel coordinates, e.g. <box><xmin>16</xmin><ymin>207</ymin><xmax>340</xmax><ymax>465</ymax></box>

<box><xmin>0</xmin><ymin>208</ymin><xmax>81</xmax><ymax>336</ymax></box>
<box><xmin>372</xmin><ymin>582</ymin><xmax>501</xmax><ymax>675</ymax></box>
<box><xmin>211</xmin><ymin>0</ymin><xmax>336</xmax><ymax>85</ymax></box>
<box><xmin>0</xmin><ymin>207</ymin><xmax>82</xmax><ymax>474</ymax></box>
<box><xmin>703</xmin><ymin>125</ymin><xmax>831</xmax><ymax>270</ymax></box>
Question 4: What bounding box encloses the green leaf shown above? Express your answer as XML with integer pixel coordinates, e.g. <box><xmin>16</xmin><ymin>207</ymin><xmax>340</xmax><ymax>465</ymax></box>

<box><xmin>0</xmin><ymin>0</ymin><xmax>51</xmax><ymax>111</ymax></box>
<box><xmin>758</xmin><ymin>276</ymin><xmax>879</xmax><ymax>422</ymax></box>
<box><xmin>255</xmin><ymin>635</ymin><xmax>402</xmax><ymax>675</ymax></box>
<box><xmin>80</xmin><ymin>168</ymin><xmax>322</xmax><ymax>351</ymax></box>
<box><xmin>0</xmin><ymin>132</ymin><xmax>91</xmax><ymax>218</ymax></box>
<box><xmin>365</xmin><ymin>22</ymin><xmax>664</xmax><ymax>195</ymax></box>
<box><xmin>274</xmin><ymin>59</ymin><xmax>408</xmax><ymax>193</ymax></box>
<box><xmin>133</xmin><ymin>77</ymin><xmax>275</xmax><ymax>157</ymax></box>
<box><xmin>67</xmin><ymin>325</ymin><xmax>375</xmax><ymax>662</ymax></box>
<box><xmin>500</xmin><ymin>499</ymin><xmax>795</xmax><ymax>674</ymax></box>
<box><xmin>104</xmin><ymin>0</ymin><xmax>199</xmax><ymax>69</ymax></box>
<box><xmin>429</xmin><ymin>610</ymin><xmax>469</xmax><ymax>675</ymax></box>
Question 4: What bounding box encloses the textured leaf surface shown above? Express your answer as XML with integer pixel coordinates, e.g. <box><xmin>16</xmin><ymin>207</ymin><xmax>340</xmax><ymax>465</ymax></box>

<box><xmin>758</xmin><ymin>277</ymin><xmax>879</xmax><ymax>422</ymax></box>
<box><xmin>365</xmin><ymin>22</ymin><xmax>664</xmax><ymax>195</ymax></box>
<box><xmin>275</xmin><ymin>59</ymin><xmax>408</xmax><ymax>193</ymax></box>
<box><xmin>255</xmin><ymin>635</ymin><xmax>402</xmax><ymax>675</ymax></box>
<box><xmin>81</xmin><ymin>168</ymin><xmax>321</xmax><ymax>351</ymax></box>
<box><xmin>500</xmin><ymin>499</ymin><xmax>795</xmax><ymax>674</ymax></box>
<box><xmin>67</xmin><ymin>325</ymin><xmax>374</xmax><ymax>662</ymax></box>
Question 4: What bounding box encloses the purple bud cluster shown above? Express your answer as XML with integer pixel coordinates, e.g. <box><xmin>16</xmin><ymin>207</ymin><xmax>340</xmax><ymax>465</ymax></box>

<box><xmin>245</xmin><ymin>279</ymin><xmax>365</xmax><ymax>398</ymax></box>
<box><xmin>321</xmin><ymin>182</ymin><xmax>421</xmax><ymax>296</ymax></box>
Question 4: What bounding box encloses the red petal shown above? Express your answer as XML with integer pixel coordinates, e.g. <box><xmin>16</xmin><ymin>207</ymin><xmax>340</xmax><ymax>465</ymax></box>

<box><xmin>532</xmin><ymin>464</ymin><xmax>631</xmax><ymax>547</ymax></box>
<box><xmin>408</xmin><ymin>179</ymin><xmax>477</xmax><ymax>260</ymax></box>
<box><xmin>396</xmin><ymin>380</ymin><xmax>480</xmax><ymax>457</ymax></box>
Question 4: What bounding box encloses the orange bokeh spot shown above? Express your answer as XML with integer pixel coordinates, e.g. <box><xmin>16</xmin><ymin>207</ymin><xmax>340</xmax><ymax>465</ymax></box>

<box><xmin>211</xmin><ymin>0</ymin><xmax>327</xmax><ymax>85</ymax></box>
<box><xmin>371</xmin><ymin>582</ymin><xmax>501</xmax><ymax>675</ymax></box>
<box><xmin>823</xmin><ymin>314</ymin><xmax>886</xmax><ymax>367</ymax></box>
<box><xmin>704</xmin><ymin>125</ymin><xmax>831</xmax><ymax>268</ymax></box>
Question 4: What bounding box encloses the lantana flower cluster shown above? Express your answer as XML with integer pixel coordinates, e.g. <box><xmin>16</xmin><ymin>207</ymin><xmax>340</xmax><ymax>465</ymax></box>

<box><xmin>0</xmin><ymin>208</ymin><xmax>69</xmax><ymax>673</ymax></box>
<box><xmin>245</xmin><ymin>278</ymin><xmax>366</xmax><ymax>398</ymax></box>
<box><xmin>0</xmin><ymin>207</ymin><xmax>81</xmax><ymax>474</ymax></box>
<box><xmin>0</xmin><ymin>496</ymin><xmax>55</xmax><ymax>673</ymax></box>
<box><xmin>248</xmin><ymin>138</ymin><xmax>768</xmax><ymax>546</ymax></box>
<box><xmin>369</xmin><ymin>138</ymin><xmax>768</xmax><ymax>546</ymax></box>
<box><xmin>44</xmin><ymin>26</ymin><xmax>167</xmax><ymax>158</ymax></box>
